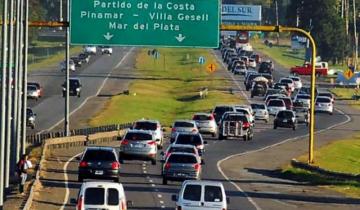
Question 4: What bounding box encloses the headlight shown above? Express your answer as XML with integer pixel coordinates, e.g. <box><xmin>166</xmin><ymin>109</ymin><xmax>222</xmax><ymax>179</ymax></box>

<box><xmin>62</xmin><ymin>88</ymin><xmax>66</xmax><ymax>91</ymax></box>
<box><xmin>76</xmin><ymin>88</ymin><xmax>80</xmax><ymax>91</ymax></box>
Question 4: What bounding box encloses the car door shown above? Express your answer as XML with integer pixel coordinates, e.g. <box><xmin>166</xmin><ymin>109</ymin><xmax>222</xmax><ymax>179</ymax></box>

<box><xmin>179</xmin><ymin>184</ymin><xmax>204</xmax><ymax>209</ymax></box>
<box><xmin>202</xmin><ymin>185</ymin><xmax>226</xmax><ymax>209</ymax></box>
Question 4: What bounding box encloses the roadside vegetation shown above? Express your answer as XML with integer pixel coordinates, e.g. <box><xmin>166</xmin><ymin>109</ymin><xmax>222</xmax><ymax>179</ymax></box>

<box><xmin>330</xmin><ymin>88</ymin><xmax>360</xmax><ymax>110</ymax></box>
<box><xmin>90</xmin><ymin>48</ymin><xmax>242</xmax><ymax>126</ymax></box>
<box><xmin>282</xmin><ymin>138</ymin><xmax>360</xmax><ymax>198</ymax></box>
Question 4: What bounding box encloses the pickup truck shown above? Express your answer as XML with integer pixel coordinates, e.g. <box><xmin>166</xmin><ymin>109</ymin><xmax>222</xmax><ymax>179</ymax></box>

<box><xmin>290</xmin><ymin>62</ymin><xmax>328</xmax><ymax>76</ymax></box>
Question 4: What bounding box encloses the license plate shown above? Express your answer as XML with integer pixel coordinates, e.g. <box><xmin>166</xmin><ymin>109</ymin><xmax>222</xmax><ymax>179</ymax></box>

<box><xmin>283</xmin><ymin>119</ymin><xmax>288</xmax><ymax>123</ymax></box>
<box><xmin>95</xmin><ymin>170</ymin><xmax>103</xmax><ymax>175</ymax></box>
<box><xmin>177</xmin><ymin>173</ymin><xmax>186</xmax><ymax>176</ymax></box>
<box><xmin>132</xmin><ymin>143</ymin><xmax>143</xmax><ymax>148</ymax></box>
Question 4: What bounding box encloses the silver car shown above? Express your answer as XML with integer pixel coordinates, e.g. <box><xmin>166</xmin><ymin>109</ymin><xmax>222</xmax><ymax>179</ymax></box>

<box><xmin>192</xmin><ymin>113</ymin><xmax>217</xmax><ymax>137</ymax></box>
<box><xmin>119</xmin><ymin>130</ymin><xmax>157</xmax><ymax>165</ymax></box>
<box><xmin>132</xmin><ymin>119</ymin><xmax>164</xmax><ymax>149</ymax></box>
<box><xmin>170</xmin><ymin>120</ymin><xmax>198</xmax><ymax>143</ymax></box>
<box><xmin>250</xmin><ymin>103</ymin><xmax>269</xmax><ymax>122</ymax></box>
<box><xmin>315</xmin><ymin>96</ymin><xmax>333</xmax><ymax>115</ymax></box>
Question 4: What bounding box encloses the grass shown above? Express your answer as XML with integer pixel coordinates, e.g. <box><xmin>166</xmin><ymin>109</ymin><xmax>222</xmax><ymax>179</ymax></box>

<box><xmin>329</xmin><ymin>88</ymin><xmax>360</xmax><ymax>110</ymax></box>
<box><xmin>89</xmin><ymin>48</ymin><xmax>242</xmax><ymax>127</ymax></box>
<box><xmin>251</xmin><ymin>39</ymin><xmax>305</xmax><ymax>69</ymax></box>
<box><xmin>282</xmin><ymin>138</ymin><xmax>360</xmax><ymax>198</ymax></box>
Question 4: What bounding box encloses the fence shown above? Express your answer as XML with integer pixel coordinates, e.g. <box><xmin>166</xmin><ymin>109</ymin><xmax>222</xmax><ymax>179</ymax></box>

<box><xmin>26</xmin><ymin>122</ymin><xmax>132</xmax><ymax>146</ymax></box>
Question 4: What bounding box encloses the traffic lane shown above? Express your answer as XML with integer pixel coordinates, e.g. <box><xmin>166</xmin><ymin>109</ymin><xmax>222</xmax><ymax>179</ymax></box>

<box><xmin>27</xmin><ymin>47</ymin><xmax>132</xmax><ymax>132</ymax></box>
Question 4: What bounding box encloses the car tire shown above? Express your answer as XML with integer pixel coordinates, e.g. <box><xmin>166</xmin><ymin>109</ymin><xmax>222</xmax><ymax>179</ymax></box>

<box><xmin>243</xmin><ymin>135</ymin><xmax>248</xmax><ymax>141</ymax></box>
<box><xmin>78</xmin><ymin>176</ymin><xmax>83</xmax><ymax>182</ymax></box>
<box><xmin>212</xmin><ymin>133</ymin><xmax>216</xmax><ymax>137</ymax></box>
<box><xmin>78</xmin><ymin>93</ymin><xmax>81</xmax><ymax>98</ymax></box>
<box><xmin>329</xmin><ymin>112</ymin><xmax>333</xmax><ymax>115</ymax></box>
<box><xmin>273</xmin><ymin>124</ymin><xmax>277</xmax><ymax>129</ymax></box>
<box><xmin>31</xmin><ymin>125</ymin><xmax>35</xmax><ymax>129</ymax></box>
<box><xmin>151</xmin><ymin>159</ymin><xmax>156</xmax><ymax>165</ymax></box>
<box><xmin>293</xmin><ymin>126</ymin><xmax>296</xmax><ymax>131</ymax></box>
<box><xmin>162</xmin><ymin>178</ymin><xmax>167</xmax><ymax>185</ymax></box>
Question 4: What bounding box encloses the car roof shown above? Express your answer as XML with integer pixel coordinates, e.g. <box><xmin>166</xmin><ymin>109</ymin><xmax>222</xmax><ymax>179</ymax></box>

<box><xmin>193</xmin><ymin>112</ymin><xmax>212</xmax><ymax>116</ymax></box>
<box><xmin>169</xmin><ymin>152</ymin><xmax>197</xmax><ymax>157</ymax></box>
<box><xmin>169</xmin><ymin>144</ymin><xmax>196</xmax><ymax>149</ymax></box>
<box><xmin>85</xmin><ymin>146</ymin><xmax>115</xmax><ymax>151</ymax></box>
<box><xmin>126</xmin><ymin>129</ymin><xmax>153</xmax><ymax>134</ymax></box>
<box><xmin>182</xmin><ymin>180</ymin><xmax>224</xmax><ymax>187</ymax></box>
<box><xmin>135</xmin><ymin>119</ymin><xmax>159</xmax><ymax>124</ymax></box>
<box><xmin>81</xmin><ymin>181</ymin><xmax>124</xmax><ymax>189</ymax></box>
<box><xmin>173</xmin><ymin>120</ymin><xmax>195</xmax><ymax>124</ymax></box>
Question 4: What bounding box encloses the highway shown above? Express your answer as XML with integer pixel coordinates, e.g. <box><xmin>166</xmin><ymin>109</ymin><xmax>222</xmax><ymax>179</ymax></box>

<box><xmin>27</xmin><ymin>48</ymin><xmax>360</xmax><ymax>210</ymax></box>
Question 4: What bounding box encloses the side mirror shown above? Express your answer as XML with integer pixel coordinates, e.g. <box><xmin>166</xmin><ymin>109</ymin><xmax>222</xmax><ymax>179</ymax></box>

<box><xmin>227</xmin><ymin>197</ymin><xmax>230</xmax><ymax>204</ymax></box>
<box><xmin>127</xmin><ymin>200</ymin><xmax>133</xmax><ymax>207</ymax></box>
<box><xmin>203</xmin><ymin>141</ymin><xmax>208</xmax><ymax>145</ymax></box>
<box><xmin>70</xmin><ymin>198</ymin><xmax>77</xmax><ymax>204</ymax></box>
<box><xmin>171</xmin><ymin>194</ymin><xmax>178</xmax><ymax>201</ymax></box>
<box><xmin>201</xmin><ymin>159</ymin><xmax>205</xmax><ymax>165</ymax></box>
<box><xmin>116</xmin><ymin>136</ymin><xmax>122</xmax><ymax>141</ymax></box>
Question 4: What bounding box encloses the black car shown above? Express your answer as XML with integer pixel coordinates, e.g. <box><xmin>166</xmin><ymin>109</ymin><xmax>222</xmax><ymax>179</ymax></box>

<box><xmin>70</xmin><ymin>56</ymin><xmax>82</xmax><ymax>67</ymax></box>
<box><xmin>245</xmin><ymin>73</ymin><xmax>261</xmax><ymax>91</ymax></box>
<box><xmin>251</xmin><ymin>81</ymin><xmax>268</xmax><ymax>98</ymax></box>
<box><xmin>212</xmin><ymin>105</ymin><xmax>235</xmax><ymax>124</ymax></box>
<box><xmin>78</xmin><ymin>53</ymin><xmax>90</xmax><ymax>63</ymax></box>
<box><xmin>26</xmin><ymin>108</ymin><xmax>36</xmax><ymax>129</ymax></box>
<box><xmin>258</xmin><ymin>61</ymin><xmax>273</xmax><ymax>74</ymax></box>
<box><xmin>62</xmin><ymin>78</ymin><xmax>81</xmax><ymax>97</ymax></box>
<box><xmin>77</xmin><ymin>147</ymin><xmax>121</xmax><ymax>182</ymax></box>
<box><xmin>273</xmin><ymin>110</ymin><xmax>297</xmax><ymax>130</ymax></box>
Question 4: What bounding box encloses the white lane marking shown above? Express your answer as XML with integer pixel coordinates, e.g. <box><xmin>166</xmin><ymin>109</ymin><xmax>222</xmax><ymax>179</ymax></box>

<box><xmin>143</xmin><ymin>170</ymin><xmax>147</xmax><ymax>174</ymax></box>
<box><xmin>38</xmin><ymin>47</ymin><xmax>135</xmax><ymax>134</ymax></box>
<box><xmin>217</xmin><ymin>107</ymin><xmax>351</xmax><ymax>210</ymax></box>
<box><xmin>149</xmin><ymin>179</ymin><xmax>153</xmax><ymax>183</ymax></box>
<box><xmin>161</xmin><ymin>205</ymin><xmax>165</xmax><ymax>208</ymax></box>
<box><xmin>60</xmin><ymin>152</ymin><xmax>82</xmax><ymax>210</ymax></box>
<box><xmin>159</xmin><ymin>200</ymin><xmax>164</xmax><ymax>204</ymax></box>
<box><xmin>151</xmin><ymin>184</ymin><xmax>156</xmax><ymax>187</ymax></box>
<box><xmin>157</xmin><ymin>194</ymin><xmax>162</xmax><ymax>198</ymax></box>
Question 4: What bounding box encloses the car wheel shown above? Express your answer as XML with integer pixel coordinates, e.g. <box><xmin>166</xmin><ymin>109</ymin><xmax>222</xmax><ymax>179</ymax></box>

<box><xmin>212</xmin><ymin>133</ymin><xmax>216</xmax><ymax>137</ymax></box>
<box><xmin>162</xmin><ymin>178</ymin><xmax>167</xmax><ymax>185</ymax></box>
<box><xmin>31</xmin><ymin>125</ymin><xmax>35</xmax><ymax>129</ymax></box>
<box><xmin>218</xmin><ymin>133</ymin><xmax>224</xmax><ymax>140</ymax></box>
<box><xmin>78</xmin><ymin>176</ymin><xmax>83</xmax><ymax>182</ymax></box>
<box><xmin>243</xmin><ymin>135</ymin><xmax>248</xmax><ymax>141</ymax></box>
<box><xmin>151</xmin><ymin>159</ymin><xmax>156</xmax><ymax>165</ymax></box>
<box><xmin>293</xmin><ymin>126</ymin><xmax>296</xmax><ymax>131</ymax></box>
<box><xmin>273</xmin><ymin>124</ymin><xmax>277</xmax><ymax>129</ymax></box>
<box><xmin>329</xmin><ymin>112</ymin><xmax>333</xmax><ymax>115</ymax></box>
<box><xmin>78</xmin><ymin>93</ymin><xmax>81</xmax><ymax>98</ymax></box>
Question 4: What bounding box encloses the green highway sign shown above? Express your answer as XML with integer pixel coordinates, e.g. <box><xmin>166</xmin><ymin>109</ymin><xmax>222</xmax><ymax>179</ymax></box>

<box><xmin>70</xmin><ymin>0</ymin><xmax>220</xmax><ymax>48</ymax></box>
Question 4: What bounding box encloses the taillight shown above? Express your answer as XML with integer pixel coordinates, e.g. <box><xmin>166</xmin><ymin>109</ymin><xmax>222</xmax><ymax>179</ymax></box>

<box><xmin>120</xmin><ymin>199</ymin><xmax>127</xmax><ymax>210</ymax></box>
<box><xmin>171</xmin><ymin>128</ymin><xmax>176</xmax><ymax>132</ymax></box>
<box><xmin>209</xmin><ymin>115</ymin><xmax>215</xmax><ymax>120</ymax></box>
<box><xmin>243</xmin><ymin>122</ymin><xmax>250</xmax><ymax>128</ymax></box>
<box><xmin>193</xmin><ymin>163</ymin><xmax>200</xmax><ymax>171</ymax></box>
<box><xmin>77</xmin><ymin>196</ymin><xmax>83</xmax><ymax>210</ymax></box>
<box><xmin>164</xmin><ymin>162</ymin><xmax>171</xmax><ymax>170</ymax></box>
<box><xmin>147</xmin><ymin>141</ymin><xmax>156</xmax><ymax>146</ymax></box>
<box><xmin>79</xmin><ymin>161</ymin><xmax>88</xmax><ymax>168</ymax></box>
<box><xmin>196</xmin><ymin>145</ymin><xmax>203</xmax><ymax>149</ymax></box>
<box><xmin>111</xmin><ymin>161</ymin><xmax>120</xmax><ymax>170</ymax></box>
<box><xmin>121</xmin><ymin>140</ymin><xmax>129</xmax><ymax>145</ymax></box>
<box><xmin>192</xmin><ymin>128</ymin><xmax>198</xmax><ymax>133</ymax></box>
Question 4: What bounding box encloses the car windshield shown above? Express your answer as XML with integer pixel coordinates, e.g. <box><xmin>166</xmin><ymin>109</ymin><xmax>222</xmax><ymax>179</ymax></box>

<box><xmin>183</xmin><ymin>184</ymin><xmax>201</xmax><ymax>201</ymax></box>
<box><xmin>205</xmin><ymin>186</ymin><xmax>223</xmax><ymax>202</ymax></box>
<box><xmin>176</xmin><ymin>134</ymin><xmax>202</xmax><ymax>146</ymax></box>
<box><xmin>134</xmin><ymin>122</ymin><xmax>157</xmax><ymax>130</ymax></box>
<box><xmin>193</xmin><ymin>115</ymin><xmax>212</xmax><ymax>121</ymax></box>
<box><xmin>280</xmin><ymin>79</ymin><xmax>292</xmax><ymax>84</ymax></box>
<box><xmin>168</xmin><ymin>154</ymin><xmax>197</xmax><ymax>163</ymax></box>
<box><xmin>268</xmin><ymin>100</ymin><xmax>284</xmax><ymax>107</ymax></box>
<box><xmin>317</xmin><ymin>97</ymin><xmax>331</xmax><ymax>103</ymax></box>
<box><xmin>174</xmin><ymin>122</ymin><xmax>194</xmax><ymax>127</ymax></box>
<box><xmin>84</xmin><ymin>188</ymin><xmax>105</xmax><ymax>205</ymax></box>
<box><xmin>297</xmin><ymin>95</ymin><xmax>310</xmax><ymax>99</ymax></box>
<box><xmin>125</xmin><ymin>132</ymin><xmax>152</xmax><ymax>141</ymax></box>
<box><xmin>277</xmin><ymin>111</ymin><xmax>294</xmax><ymax>118</ymax></box>
<box><xmin>169</xmin><ymin>147</ymin><xmax>195</xmax><ymax>154</ymax></box>
<box><xmin>69</xmin><ymin>80</ymin><xmax>80</xmax><ymax>87</ymax></box>
<box><xmin>83</xmin><ymin>149</ymin><xmax>116</xmax><ymax>161</ymax></box>
<box><xmin>251</xmin><ymin>104</ymin><xmax>266</xmax><ymax>109</ymax></box>
<box><xmin>27</xmin><ymin>86</ymin><xmax>37</xmax><ymax>91</ymax></box>
<box><xmin>318</xmin><ymin>93</ymin><xmax>332</xmax><ymax>98</ymax></box>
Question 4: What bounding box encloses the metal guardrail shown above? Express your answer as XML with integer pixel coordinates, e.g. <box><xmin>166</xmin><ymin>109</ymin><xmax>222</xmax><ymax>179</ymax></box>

<box><xmin>26</xmin><ymin>123</ymin><xmax>132</xmax><ymax>146</ymax></box>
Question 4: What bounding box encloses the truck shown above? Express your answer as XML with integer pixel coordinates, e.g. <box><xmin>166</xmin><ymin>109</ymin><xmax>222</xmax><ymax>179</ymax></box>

<box><xmin>290</xmin><ymin>62</ymin><xmax>328</xmax><ymax>76</ymax></box>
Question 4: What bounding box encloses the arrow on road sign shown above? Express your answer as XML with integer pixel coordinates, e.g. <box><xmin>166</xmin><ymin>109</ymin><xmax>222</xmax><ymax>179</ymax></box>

<box><xmin>103</xmin><ymin>32</ymin><xmax>114</xmax><ymax>40</ymax></box>
<box><xmin>344</xmin><ymin>69</ymin><xmax>354</xmax><ymax>80</ymax></box>
<box><xmin>207</xmin><ymin>63</ymin><xmax>216</xmax><ymax>72</ymax></box>
<box><xmin>198</xmin><ymin>56</ymin><xmax>205</xmax><ymax>65</ymax></box>
<box><xmin>175</xmin><ymin>34</ymin><xmax>186</xmax><ymax>42</ymax></box>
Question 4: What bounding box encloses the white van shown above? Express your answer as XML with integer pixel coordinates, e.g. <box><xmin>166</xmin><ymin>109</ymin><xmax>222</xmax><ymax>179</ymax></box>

<box><xmin>71</xmin><ymin>181</ymin><xmax>132</xmax><ymax>210</ymax></box>
<box><xmin>172</xmin><ymin>180</ymin><xmax>229</xmax><ymax>210</ymax></box>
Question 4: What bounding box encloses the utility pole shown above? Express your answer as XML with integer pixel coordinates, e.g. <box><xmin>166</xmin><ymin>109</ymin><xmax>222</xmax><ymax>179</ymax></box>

<box><xmin>0</xmin><ymin>0</ymin><xmax>9</xmax><ymax>208</ymax></box>
<box><xmin>346</xmin><ymin>0</ymin><xmax>349</xmax><ymax>36</ymax></box>
<box><xmin>275</xmin><ymin>0</ymin><xmax>280</xmax><ymax>45</ymax></box>
<box><xmin>341</xmin><ymin>0</ymin><xmax>345</xmax><ymax>18</ymax></box>
<box><xmin>65</xmin><ymin>0</ymin><xmax>70</xmax><ymax>136</ymax></box>
<box><xmin>353</xmin><ymin>0</ymin><xmax>358</xmax><ymax>69</ymax></box>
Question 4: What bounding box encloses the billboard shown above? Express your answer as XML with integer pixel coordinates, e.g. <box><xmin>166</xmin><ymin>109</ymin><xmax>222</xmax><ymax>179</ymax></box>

<box><xmin>222</xmin><ymin>5</ymin><xmax>262</xmax><ymax>22</ymax></box>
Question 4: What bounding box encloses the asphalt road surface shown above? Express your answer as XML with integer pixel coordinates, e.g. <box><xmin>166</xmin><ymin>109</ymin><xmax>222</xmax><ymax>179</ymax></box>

<box><xmin>28</xmin><ymin>48</ymin><xmax>357</xmax><ymax>210</ymax></box>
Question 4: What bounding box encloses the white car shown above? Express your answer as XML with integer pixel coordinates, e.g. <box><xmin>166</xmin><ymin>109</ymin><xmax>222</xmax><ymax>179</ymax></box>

<box><xmin>100</xmin><ymin>46</ymin><xmax>113</xmax><ymax>55</ymax></box>
<box><xmin>234</xmin><ymin>106</ymin><xmax>255</xmax><ymax>124</ymax></box>
<box><xmin>250</xmin><ymin>103</ymin><xmax>269</xmax><ymax>122</ymax></box>
<box><xmin>60</xmin><ymin>60</ymin><xmax>76</xmax><ymax>72</ymax></box>
<box><xmin>132</xmin><ymin>119</ymin><xmax>164</xmax><ymax>149</ymax></box>
<box><xmin>84</xmin><ymin>45</ymin><xmax>97</xmax><ymax>54</ymax></box>
<box><xmin>279</xmin><ymin>78</ymin><xmax>295</xmax><ymax>92</ymax></box>
<box><xmin>267</xmin><ymin>99</ymin><xmax>286</xmax><ymax>116</ymax></box>
<box><xmin>315</xmin><ymin>96</ymin><xmax>333</xmax><ymax>115</ymax></box>
<box><xmin>248</xmin><ymin>58</ymin><xmax>257</xmax><ymax>69</ymax></box>
<box><xmin>27</xmin><ymin>84</ymin><xmax>40</xmax><ymax>100</ymax></box>
<box><xmin>288</xmin><ymin>76</ymin><xmax>302</xmax><ymax>89</ymax></box>
<box><xmin>233</xmin><ymin>65</ymin><xmax>247</xmax><ymax>75</ymax></box>
<box><xmin>170</xmin><ymin>120</ymin><xmax>199</xmax><ymax>143</ymax></box>
<box><xmin>294</xmin><ymin>94</ymin><xmax>311</xmax><ymax>108</ymax></box>
<box><xmin>172</xmin><ymin>180</ymin><xmax>229</xmax><ymax>210</ymax></box>
<box><xmin>192</xmin><ymin>113</ymin><xmax>218</xmax><ymax>137</ymax></box>
<box><xmin>71</xmin><ymin>182</ymin><xmax>131</xmax><ymax>210</ymax></box>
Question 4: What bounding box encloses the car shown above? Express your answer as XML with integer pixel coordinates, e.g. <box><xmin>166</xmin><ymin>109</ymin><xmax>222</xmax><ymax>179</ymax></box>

<box><xmin>251</xmin><ymin>103</ymin><xmax>269</xmax><ymax>122</ymax></box>
<box><xmin>228</xmin><ymin>58</ymin><xmax>240</xmax><ymax>71</ymax></box>
<box><xmin>267</xmin><ymin>99</ymin><xmax>286</xmax><ymax>116</ymax></box>
<box><xmin>245</xmin><ymin>73</ymin><xmax>261</xmax><ymax>91</ymax></box>
<box><xmin>264</xmin><ymin>88</ymin><xmax>287</xmax><ymax>100</ymax></box>
<box><xmin>119</xmin><ymin>130</ymin><xmax>157</xmax><ymax>165</ymax></box>
<box><xmin>250</xmin><ymin>53</ymin><xmax>261</xmax><ymax>63</ymax></box>
<box><xmin>100</xmin><ymin>46</ymin><xmax>113</xmax><ymax>55</ymax></box>
<box><xmin>288</xmin><ymin>76</ymin><xmax>302</xmax><ymax>89</ymax></box>
<box><xmin>84</xmin><ymin>45</ymin><xmax>97</xmax><ymax>54</ymax></box>
<box><xmin>27</xmin><ymin>84</ymin><xmax>40</xmax><ymax>100</ymax></box>
<box><xmin>233</xmin><ymin>64</ymin><xmax>247</xmax><ymax>75</ymax></box>
<box><xmin>62</xmin><ymin>78</ymin><xmax>82</xmax><ymax>97</ymax></box>
<box><xmin>172</xmin><ymin>180</ymin><xmax>229</xmax><ymax>210</ymax></box>
<box><xmin>71</xmin><ymin>56</ymin><xmax>82</xmax><ymax>67</ymax></box>
<box><xmin>315</xmin><ymin>96</ymin><xmax>333</xmax><ymax>115</ymax></box>
<box><xmin>293</xmin><ymin>101</ymin><xmax>310</xmax><ymax>125</ymax></box>
<box><xmin>132</xmin><ymin>119</ymin><xmax>164</xmax><ymax>149</ymax></box>
<box><xmin>26</xmin><ymin>108</ymin><xmax>36</xmax><ymax>129</ymax></box>
<box><xmin>60</xmin><ymin>60</ymin><xmax>76</xmax><ymax>72</ymax></box>
<box><xmin>274</xmin><ymin>110</ymin><xmax>297</xmax><ymax>130</ymax></box>
<box><xmin>218</xmin><ymin>112</ymin><xmax>253</xmax><ymax>141</ymax></box>
<box><xmin>192</xmin><ymin>113</ymin><xmax>217</xmax><ymax>137</ymax></box>
<box><xmin>173</xmin><ymin>133</ymin><xmax>207</xmax><ymax>155</ymax></box>
<box><xmin>299</xmin><ymin>86</ymin><xmax>319</xmax><ymax>96</ymax></box>
<box><xmin>278</xmin><ymin>96</ymin><xmax>293</xmax><ymax>110</ymax></box>
<box><xmin>71</xmin><ymin>181</ymin><xmax>130</xmax><ymax>210</ymax></box>
<box><xmin>78</xmin><ymin>53</ymin><xmax>90</xmax><ymax>63</ymax></box>
<box><xmin>77</xmin><ymin>147</ymin><xmax>121</xmax><ymax>182</ymax></box>
<box><xmin>27</xmin><ymin>82</ymin><xmax>43</xmax><ymax>97</ymax></box>
<box><xmin>258</xmin><ymin>61</ymin><xmax>273</xmax><ymax>74</ymax></box>
<box><xmin>162</xmin><ymin>152</ymin><xmax>203</xmax><ymax>185</ymax></box>
<box><xmin>248</xmin><ymin>58</ymin><xmax>257</xmax><ymax>68</ymax></box>
<box><xmin>294</xmin><ymin>94</ymin><xmax>311</xmax><ymax>108</ymax></box>
<box><xmin>170</xmin><ymin>120</ymin><xmax>199</xmax><ymax>143</ymax></box>
<box><xmin>161</xmin><ymin>144</ymin><xmax>199</xmax><ymax>164</ymax></box>
<box><xmin>250</xmin><ymin>80</ymin><xmax>268</xmax><ymax>98</ymax></box>
<box><xmin>279</xmin><ymin>78</ymin><xmax>295</xmax><ymax>92</ymax></box>
<box><xmin>265</xmin><ymin>93</ymin><xmax>286</xmax><ymax>105</ymax></box>
<box><xmin>212</xmin><ymin>105</ymin><xmax>236</xmax><ymax>125</ymax></box>
<box><xmin>318</xmin><ymin>92</ymin><xmax>335</xmax><ymax>104</ymax></box>
<box><xmin>240</xmin><ymin>56</ymin><xmax>249</xmax><ymax>66</ymax></box>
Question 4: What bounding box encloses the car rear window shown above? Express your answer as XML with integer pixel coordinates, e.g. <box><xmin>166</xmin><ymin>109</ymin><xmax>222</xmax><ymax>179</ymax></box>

<box><xmin>251</xmin><ymin>104</ymin><xmax>266</xmax><ymax>109</ymax></box>
<box><xmin>268</xmin><ymin>100</ymin><xmax>284</xmax><ymax>107</ymax></box>
<box><xmin>83</xmin><ymin>150</ymin><xmax>116</xmax><ymax>161</ymax></box>
<box><xmin>107</xmin><ymin>188</ymin><xmax>119</xmax><ymax>205</ymax></box>
<box><xmin>261</xmin><ymin>74</ymin><xmax>273</xmax><ymax>80</ymax></box>
<box><xmin>174</xmin><ymin>122</ymin><xmax>194</xmax><ymax>127</ymax></box>
<box><xmin>85</xmin><ymin>188</ymin><xmax>105</xmax><ymax>205</ymax></box>
<box><xmin>235</xmin><ymin>109</ymin><xmax>249</xmax><ymax>115</ymax></box>
<box><xmin>125</xmin><ymin>132</ymin><xmax>153</xmax><ymax>141</ymax></box>
<box><xmin>318</xmin><ymin>93</ymin><xmax>332</xmax><ymax>98</ymax></box>
<box><xmin>183</xmin><ymin>184</ymin><xmax>202</xmax><ymax>201</ymax></box>
<box><xmin>280</xmin><ymin>98</ymin><xmax>292</xmax><ymax>106</ymax></box>
<box><xmin>290</xmin><ymin>77</ymin><xmax>300</xmax><ymax>81</ymax></box>
<box><xmin>297</xmin><ymin>95</ymin><xmax>310</xmax><ymax>99</ymax></box>
<box><xmin>205</xmin><ymin>186</ymin><xmax>223</xmax><ymax>202</ymax></box>
<box><xmin>316</xmin><ymin>97</ymin><xmax>331</xmax><ymax>103</ymax></box>
<box><xmin>27</xmin><ymin>86</ymin><xmax>37</xmax><ymax>91</ymax></box>
<box><xmin>169</xmin><ymin>147</ymin><xmax>195</xmax><ymax>154</ymax></box>
<box><xmin>280</xmin><ymin>79</ymin><xmax>293</xmax><ymax>84</ymax></box>
<box><xmin>277</xmin><ymin>111</ymin><xmax>294</xmax><ymax>118</ymax></box>
<box><xmin>193</xmin><ymin>115</ymin><xmax>212</xmax><ymax>121</ymax></box>
<box><xmin>168</xmin><ymin>154</ymin><xmax>197</xmax><ymax>164</ymax></box>
<box><xmin>134</xmin><ymin>122</ymin><xmax>157</xmax><ymax>130</ymax></box>
<box><xmin>176</xmin><ymin>134</ymin><xmax>202</xmax><ymax>146</ymax></box>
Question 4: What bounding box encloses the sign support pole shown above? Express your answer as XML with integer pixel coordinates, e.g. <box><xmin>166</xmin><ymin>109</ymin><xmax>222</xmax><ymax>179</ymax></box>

<box><xmin>65</xmin><ymin>0</ymin><xmax>70</xmax><ymax>136</ymax></box>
